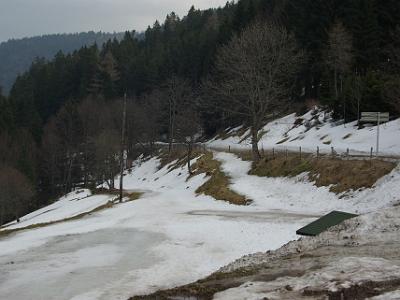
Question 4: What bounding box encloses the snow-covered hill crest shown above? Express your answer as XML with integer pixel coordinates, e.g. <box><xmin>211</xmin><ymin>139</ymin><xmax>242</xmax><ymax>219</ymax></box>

<box><xmin>208</xmin><ymin>108</ymin><xmax>400</xmax><ymax>156</ymax></box>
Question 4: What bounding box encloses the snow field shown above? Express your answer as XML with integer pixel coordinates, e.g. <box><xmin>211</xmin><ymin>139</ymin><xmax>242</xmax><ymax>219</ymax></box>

<box><xmin>208</xmin><ymin>109</ymin><xmax>400</xmax><ymax>156</ymax></box>
<box><xmin>0</xmin><ymin>147</ymin><xmax>399</xmax><ymax>299</ymax></box>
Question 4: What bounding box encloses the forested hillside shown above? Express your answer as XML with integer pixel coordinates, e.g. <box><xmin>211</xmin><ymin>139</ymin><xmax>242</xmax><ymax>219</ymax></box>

<box><xmin>0</xmin><ymin>31</ymin><xmax>124</xmax><ymax>94</ymax></box>
<box><xmin>0</xmin><ymin>0</ymin><xmax>399</xmax><ymax>225</ymax></box>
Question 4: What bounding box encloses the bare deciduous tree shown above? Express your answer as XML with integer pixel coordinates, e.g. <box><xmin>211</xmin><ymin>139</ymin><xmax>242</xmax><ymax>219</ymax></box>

<box><xmin>175</xmin><ymin>107</ymin><xmax>202</xmax><ymax>174</ymax></box>
<box><xmin>93</xmin><ymin>129</ymin><xmax>120</xmax><ymax>189</ymax></box>
<box><xmin>165</xmin><ymin>76</ymin><xmax>192</xmax><ymax>154</ymax></box>
<box><xmin>326</xmin><ymin>22</ymin><xmax>353</xmax><ymax>101</ymax></box>
<box><xmin>206</xmin><ymin>21</ymin><xmax>303</xmax><ymax>162</ymax></box>
<box><xmin>0</xmin><ymin>166</ymin><xmax>34</xmax><ymax>224</ymax></box>
<box><xmin>383</xmin><ymin>78</ymin><xmax>400</xmax><ymax>114</ymax></box>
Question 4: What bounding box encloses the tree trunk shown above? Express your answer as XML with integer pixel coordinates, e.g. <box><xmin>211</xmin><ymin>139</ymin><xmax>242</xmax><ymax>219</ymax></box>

<box><xmin>64</xmin><ymin>154</ymin><xmax>74</xmax><ymax>194</ymax></box>
<box><xmin>168</xmin><ymin>98</ymin><xmax>176</xmax><ymax>155</ymax></box>
<box><xmin>187</xmin><ymin>142</ymin><xmax>193</xmax><ymax>175</ymax></box>
<box><xmin>119</xmin><ymin>93</ymin><xmax>127</xmax><ymax>202</ymax></box>
<box><xmin>251</xmin><ymin>127</ymin><xmax>261</xmax><ymax>163</ymax></box>
<box><xmin>0</xmin><ymin>205</ymin><xmax>4</xmax><ymax>226</ymax></box>
<box><xmin>334</xmin><ymin>67</ymin><xmax>338</xmax><ymax>101</ymax></box>
<box><xmin>15</xmin><ymin>206</ymin><xmax>20</xmax><ymax>223</ymax></box>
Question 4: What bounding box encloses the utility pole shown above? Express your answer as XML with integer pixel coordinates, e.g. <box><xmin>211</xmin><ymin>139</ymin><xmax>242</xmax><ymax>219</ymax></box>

<box><xmin>119</xmin><ymin>92</ymin><xmax>127</xmax><ymax>203</ymax></box>
<box><xmin>376</xmin><ymin>112</ymin><xmax>380</xmax><ymax>156</ymax></box>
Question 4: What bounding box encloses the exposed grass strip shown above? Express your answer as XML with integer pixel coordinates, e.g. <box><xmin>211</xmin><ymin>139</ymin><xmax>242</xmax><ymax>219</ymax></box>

<box><xmin>192</xmin><ymin>152</ymin><xmax>249</xmax><ymax>205</ymax></box>
<box><xmin>249</xmin><ymin>153</ymin><xmax>395</xmax><ymax>193</ymax></box>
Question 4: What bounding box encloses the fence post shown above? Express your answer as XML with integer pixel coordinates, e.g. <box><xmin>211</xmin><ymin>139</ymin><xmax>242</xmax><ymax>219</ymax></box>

<box><xmin>272</xmin><ymin>148</ymin><xmax>275</xmax><ymax>159</ymax></box>
<box><xmin>346</xmin><ymin>148</ymin><xmax>349</xmax><ymax>158</ymax></box>
<box><xmin>228</xmin><ymin>145</ymin><xmax>231</xmax><ymax>153</ymax></box>
<box><xmin>370</xmin><ymin>147</ymin><xmax>373</xmax><ymax>166</ymax></box>
<box><xmin>299</xmin><ymin>146</ymin><xmax>302</xmax><ymax>160</ymax></box>
<box><xmin>317</xmin><ymin>146</ymin><xmax>319</xmax><ymax>159</ymax></box>
<box><xmin>285</xmin><ymin>148</ymin><xmax>288</xmax><ymax>160</ymax></box>
<box><xmin>331</xmin><ymin>147</ymin><xmax>334</xmax><ymax>158</ymax></box>
<box><xmin>262</xmin><ymin>146</ymin><xmax>265</xmax><ymax>157</ymax></box>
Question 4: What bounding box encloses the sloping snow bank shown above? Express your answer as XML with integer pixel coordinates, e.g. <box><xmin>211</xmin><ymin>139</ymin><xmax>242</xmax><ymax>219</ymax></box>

<box><xmin>2</xmin><ymin>189</ymin><xmax>114</xmax><ymax>230</ymax></box>
<box><xmin>218</xmin><ymin>204</ymin><xmax>400</xmax><ymax>274</ymax></box>
<box><xmin>215</xmin><ymin>152</ymin><xmax>400</xmax><ymax>214</ymax></box>
<box><xmin>212</xmin><ymin>204</ymin><xmax>400</xmax><ymax>299</ymax></box>
<box><xmin>208</xmin><ymin>109</ymin><xmax>400</xmax><ymax>155</ymax></box>
<box><xmin>0</xmin><ymin>155</ymin><xmax>314</xmax><ymax>300</ymax></box>
<box><xmin>1</xmin><ymin>151</ymin><xmax>399</xmax><ymax>300</ymax></box>
<box><xmin>214</xmin><ymin>257</ymin><xmax>400</xmax><ymax>300</ymax></box>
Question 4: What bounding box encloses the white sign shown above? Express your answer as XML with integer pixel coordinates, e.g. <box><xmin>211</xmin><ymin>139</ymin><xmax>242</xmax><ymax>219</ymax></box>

<box><xmin>361</xmin><ymin>112</ymin><xmax>390</xmax><ymax>155</ymax></box>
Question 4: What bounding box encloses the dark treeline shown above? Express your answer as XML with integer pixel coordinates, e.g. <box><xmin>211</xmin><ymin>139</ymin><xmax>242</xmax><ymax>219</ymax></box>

<box><xmin>1</xmin><ymin>0</ymin><xmax>399</xmax><ymax>224</ymax></box>
<box><xmin>0</xmin><ymin>31</ymin><xmax>125</xmax><ymax>95</ymax></box>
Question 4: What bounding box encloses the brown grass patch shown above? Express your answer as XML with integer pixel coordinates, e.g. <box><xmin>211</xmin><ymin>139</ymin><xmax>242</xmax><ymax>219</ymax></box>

<box><xmin>276</xmin><ymin>136</ymin><xmax>290</xmax><ymax>144</ymax></box>
<box><xmin>320</xmin><ymin>134</ymin><xmax>329</xmax><ymax>141</ymax></box>
<box><xmin>124</xmin><ymin>191</ymin><xmax>143</xmax><ymax>202</ymax></box>
<box><xmin>158</xmin><ymin>148</ymin><xmax>204</xmax><ymax>171</ymax></box>
<box><xmin>192</xmin><ymin>152</ymin><xmax>249</xmax><ymax>205</ymax></box>
<box><xmin>249</xmin><ymin>153</ymin><xmax>395</xmax><ymax>193</ymax></box>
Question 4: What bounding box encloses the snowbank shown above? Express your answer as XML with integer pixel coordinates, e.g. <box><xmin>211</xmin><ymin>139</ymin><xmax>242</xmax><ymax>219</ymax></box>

<box><xmin>2</xmin><ymin>189</ymin><xmax>114</xmax><ymax>230</ymax></box>
<box><xmin>1</xmin><ymin>149</ymin><xmax>399</xmax><ymax>299</ymax></box>
<box><xmin>208</xmin><ymin>109</ymin><xmax>400</xmax><ymax>156</ymax></box>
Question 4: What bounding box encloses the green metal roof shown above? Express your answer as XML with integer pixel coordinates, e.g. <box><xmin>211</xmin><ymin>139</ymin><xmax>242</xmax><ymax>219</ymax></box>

<box><xmin>296</xmin><ymin>211</ymin><xmax>358</xmax><ymax>236</ymax></box>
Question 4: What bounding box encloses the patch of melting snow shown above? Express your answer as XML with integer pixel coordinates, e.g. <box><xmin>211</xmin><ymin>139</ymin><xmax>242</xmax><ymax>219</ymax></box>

<box><xmin>214</xmin><ymin>257</ymin><xmax>400</xmax><ymax>300</ymax></box>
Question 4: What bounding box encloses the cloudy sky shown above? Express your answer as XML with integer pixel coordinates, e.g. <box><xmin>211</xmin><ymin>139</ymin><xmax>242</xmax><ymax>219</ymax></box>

<box><xmin>0</xmin><ymin>0</ymin><xmax>228</xmax><ymax>42</ymax></box>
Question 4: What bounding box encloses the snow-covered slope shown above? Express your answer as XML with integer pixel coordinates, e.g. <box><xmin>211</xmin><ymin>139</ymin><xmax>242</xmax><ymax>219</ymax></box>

<box><xmin>0</xmin><ymin>151</ymin><xmax>399</xmax><ymax>299</ymax></box>
<box><xmin>0</xmin><ymin>155</ymin><xmax>313</xmax><ymax>299</ymax></box>
<box><xmin>208</xmin><ymin>108</ymin><xmax>400</xmax><ymax>156</ymax></box>
<box><xmin>216</xmin><ymin>152</ymin><xmax>400</xmax><ymax>214</ymax></box>
<box><xmin>2</xmin><ymin>189</ymin><xmax>114</xmax><ymax>230</ymax></box>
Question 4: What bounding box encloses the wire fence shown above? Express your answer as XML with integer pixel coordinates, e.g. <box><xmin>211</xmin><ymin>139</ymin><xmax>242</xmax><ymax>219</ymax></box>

<box><xmin>157</xmin><ymin>142</ymin><xmax>400</xmax><ymax>163</ymax></box>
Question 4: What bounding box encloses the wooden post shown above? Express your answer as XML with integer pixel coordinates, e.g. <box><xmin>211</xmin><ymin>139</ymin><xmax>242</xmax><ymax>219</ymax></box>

<box><xmin>272</xmin><ymin>148</ymin><xmax>275</xmax><ymax>159</ymax></box>
<box><xmin>299</xmin><ymin>146</ymin><xmax>302</xmax><ymax>160</ymax></box>
<box><xmin>228</xmin><ymin>145</ymin><xmax>231</xmax><ymax>153</ymax></box>
<box><xmin>285</xmin><ymin>148</ymin><xmax>288</xmax><ymax>160</ymax></box>
<box><xmin>119</xmin><ymin>92</ymin><xmax>127</xmax><ymax>203</ymax></box>
<box><xmin>346</xmin><ymin>148</ymin><xmax>349</xmax><ymax>158</ymax></box>
<box><xmin>317</xmin><ymin>146</ymin><xmax>320</xmax><ymax>159</ymax></box>
<box><xmin>370</xmin><ymin>147</ymin><xmax>373</xmax><ymax>166</ymax></box>
<box><xmin>331</xmin><ymin>147</ymin><xmax>334</xmax><ymax>158</ymax></box>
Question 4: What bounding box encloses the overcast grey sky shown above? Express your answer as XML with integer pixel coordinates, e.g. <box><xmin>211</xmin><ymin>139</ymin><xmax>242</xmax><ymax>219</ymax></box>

<box><xmin>0</xmin><ymin>0</ymin><xmax>228</xmax><ymax>42</ymax></box>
